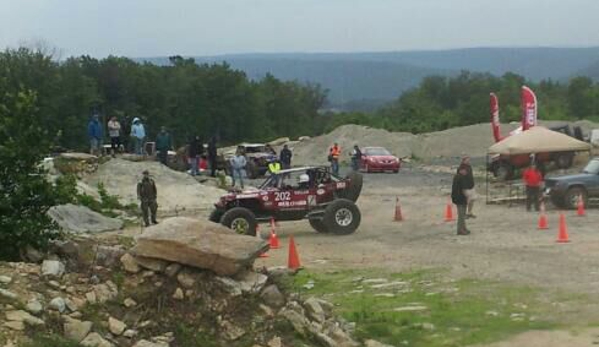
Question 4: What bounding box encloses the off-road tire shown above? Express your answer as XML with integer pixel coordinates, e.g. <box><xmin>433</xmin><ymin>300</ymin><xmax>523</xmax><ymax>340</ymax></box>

<box><xmin>555</xmin><ymin>153</ymin><xmax>574</xmax><ymax>169</ymax></box>
<box><xmin>220</xmin><ymin>207</ymin><xmax>257</xmax><ymax>236</ymax></box>
<box><xmin>550</xmin><ymin>195</ymin><xmax>566</xmax><ymax>209</ymax></box>
<box><xmin>209</xmin><ymin>209</ymin><xmax>224</xmax><ymax>223</ymax></box>
<box><xmin>564</xmin><ymin>186</ymin><xmax>587</xmax><ymax>210</ymax></box>
<box><xmin>337</xmin><ymin>172</ymin><xmax>363</xmax><ymax>202</ymax></box>
<box><xmin>309</xmin><ymin>219</ymin><xmax>329</xmax><ymax>233</ymax></box>
<box><xmin>322</xmin><ymin>199</ymin><xmax>361</xmax><ymax>235</ymax></box>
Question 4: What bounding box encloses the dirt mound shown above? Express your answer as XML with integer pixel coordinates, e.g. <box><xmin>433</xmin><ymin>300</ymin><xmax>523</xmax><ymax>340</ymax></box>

<box><xmin>84</xmin><ymin>159</ymin><xmax>225</xmax><ymax>215</ymax></box>
<box><xmin>48</xmin><ymin>204</ymin><xmax>123</xmax><ymax>233</ymax></box>
<box><xmin>291</xmin><ymin>121</ymin><xmax>599</xmax><ymax>165</ymax></box>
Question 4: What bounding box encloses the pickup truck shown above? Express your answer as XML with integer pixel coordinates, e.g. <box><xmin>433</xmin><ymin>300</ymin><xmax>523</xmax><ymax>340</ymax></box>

<box><xmin>545</xmin><ymin>158</ymin><xmax>599</xmax><ymax>209</ymax></box>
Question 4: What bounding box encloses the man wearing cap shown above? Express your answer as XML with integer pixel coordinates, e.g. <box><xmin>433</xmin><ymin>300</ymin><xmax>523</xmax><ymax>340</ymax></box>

<box><xmin>452</xmin><ymin>165</ymin><xmax>471</xmax><ymax>235</ymax></box>
<box><xmin>137</xmin><ymin>170</ymin><xmax>158</xmax><ymax>226</ymax></box>
<box><xmin>460</xmin><ymin>155</ymin><xmax>476</xmax><ymax>218</ymax></box>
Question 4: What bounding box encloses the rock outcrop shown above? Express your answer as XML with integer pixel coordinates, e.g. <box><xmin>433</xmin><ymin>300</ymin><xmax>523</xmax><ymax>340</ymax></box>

<box><xmin>132</xmin><ymin>217</ymin><xmax>268</xmax><ymax>276</ymax></box>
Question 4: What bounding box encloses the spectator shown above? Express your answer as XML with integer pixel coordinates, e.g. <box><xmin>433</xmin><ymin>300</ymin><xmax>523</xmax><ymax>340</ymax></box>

<box><xmin>459</xmin><ymin>155</ymin><xmax>476</xmax><ymax>218</ymax></box>
<box><xmin>107</xmin><ymin>116</ymin><xmax>121</xmax><ymax>157</ymax></box>
<box><xmin>329</xmin><ymin>143</ymin><xmax>341</xmax><ymax>175</ymax></box>
<box><xmin>265</xmin><ymin>144</ymin><xmax>277</xmax><ymax>155</ymax></box>
<box><xmin>523</xmin><ymin>161</ymin><xmax>543</xmax><ymax>212</ymax></box>
<box><xmin>268</xmin><ymin>158</ymin><xmax>282</xmax><ymax>186</ymax></box>
<box><xmin>351</xmin><ymin>145</ymin><xmax>362</xmax><ymax>171</ymax></box>
<box><xmin>452</xmin><ymin>165</ymin><xmax>471</xmax><ymax>235</ymax></box>
<box><xmin>155</xmin><ymin>126</ymin><xmax>172</xmax><ymax>166</ymax></box>
<box><xmin>230</xmin><ymin>148</ymin><xmax>247</xmax><ymax>189</ymax></box>
<box><xmin>188</xmin><ymin>135</ymin><xmax>202</xmax><ymax>176</ymax></box>
<box><xmin>131</xmin><ymin>117</ymin><xmax>146</xmax><ymax>156</ymax></box>
<box><xmin>208</xmin><ymin>137</ymin><xmax>218</xmax><ymax>177</ymax></box>
<box><xmin>137</xmin><ymin>170</ymin><xmax>158</xmax><ymax>227</ymax></box>
<box><xmin>87</xmin><ymin>113</ymin><xmax>103</xmax><ymax>156</ymax></box>
<box><xmin>280</xmin><ymin>144</ymin><xmax>293</xmax><ymax>170</ymax></box>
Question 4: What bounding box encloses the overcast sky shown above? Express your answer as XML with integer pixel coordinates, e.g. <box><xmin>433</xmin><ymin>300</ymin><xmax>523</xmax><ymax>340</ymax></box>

<box><xmin>1</xmin><ymin>0</ymin><xmax>599</xmax><ymax>58</ymax></box>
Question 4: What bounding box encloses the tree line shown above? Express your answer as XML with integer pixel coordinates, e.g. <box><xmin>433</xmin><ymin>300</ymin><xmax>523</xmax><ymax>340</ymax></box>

<box><xmin>325</xmin><ymin>71</ymin><xmax>599</xmax><ymax>134</ymax></box>
<box><xmin>0</xmin><ymin>48</ymin><xmax>328</xmax><ymax>151</ymax></box>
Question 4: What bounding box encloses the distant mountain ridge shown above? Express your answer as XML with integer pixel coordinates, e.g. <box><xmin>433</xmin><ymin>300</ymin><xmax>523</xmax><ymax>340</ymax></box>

<box><xmin>139</xmin><ymin>47</ymin><xmax>599</xmax><ymax>109</ymax></box>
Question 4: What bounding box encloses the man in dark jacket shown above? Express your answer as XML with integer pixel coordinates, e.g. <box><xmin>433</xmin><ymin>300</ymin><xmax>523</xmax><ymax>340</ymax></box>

<box><xmin>459</xmin><ymin>155</ymin><xmax>476</xmax><ymax>218</ymax></box>
<box><xmin>188</xmin><ymin>136</ymin><xmax>202</xmax><ymax>176</ymax></box>
<box><xmin>87</xmin><ymin>113</ymin><xmax>103</xmax><ymax>156</ymax></box>
<box><xmin>137</xmin><ymin>170</ymin><xmax>158</xmax><ymax>227</ymax></box>
<box><xmin>155</xmin><ymin>126</ymin><xmax>172</xmax><ymax>165</ymax></box>
<box><xmin>452</xmin><ymin>165</ymin><xmax>470</xmax><ymax>235</ymax></box>
<box><xmin>280</xmin><ymin>144</ymin><xmax>292</xmax><ymax>170</ymax></box>
<box><xmin>208</xmin><ymin>137</ymin><xmax>218</xmax><ymax>177</ymax></box>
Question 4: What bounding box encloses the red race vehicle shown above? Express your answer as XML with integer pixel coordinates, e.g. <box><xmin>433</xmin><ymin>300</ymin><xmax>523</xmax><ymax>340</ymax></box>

<box><xmin>209</xmin><ymin>167</ymin><xmax>363</xmax><ymax>235</ymax></box>
<box><xmin>360</xmin><ymin>147</ymin><xmax>401</xmax><ymax>173</ymax></box>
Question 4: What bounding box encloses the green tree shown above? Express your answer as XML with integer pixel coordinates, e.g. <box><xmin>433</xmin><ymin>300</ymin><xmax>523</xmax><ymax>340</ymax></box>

<box><xmin>0</xmin><ymin>90</ymin><xmax>62</xmax><ymax>261</ymax></box>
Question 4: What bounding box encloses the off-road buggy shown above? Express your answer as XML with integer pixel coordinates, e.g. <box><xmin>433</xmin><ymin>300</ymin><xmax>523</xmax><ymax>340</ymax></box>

<box><xmin>209</xmin><ymin>167</ymin><xmax>363</xmax><ymax>235</ymax></box>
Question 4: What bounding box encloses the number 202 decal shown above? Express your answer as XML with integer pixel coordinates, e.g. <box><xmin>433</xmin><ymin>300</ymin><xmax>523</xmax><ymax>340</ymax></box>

<box><xmin>274</xmin><ymin>192</ymin><xmax>291</xmax><ymax>201</ymax></box>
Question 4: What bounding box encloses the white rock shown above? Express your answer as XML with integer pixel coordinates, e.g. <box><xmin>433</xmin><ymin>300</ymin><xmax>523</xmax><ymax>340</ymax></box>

<box><xmin>80</xmin><ymin>332</ymin><xmax>115</xmax><ymax>347</ymax></box>
<box><xmin>365</xmin><ymin>340</ymin><xmax>395</xmax><ymax>347</ymax></box>
<box><xmin>0</xmin><ymin>288</ymin><xmax>18</xmax><ymax>300</ymax></box>
<box><xmin>120</xmin><ymin>253</ymin><xmax>140</xmax><ymax>273</ymax></box>
<box><xmin>3</xmin><ymin>321</ymin><xmax>24</xmax><ymax>331</ymax></box>
<box><xmin>164</xmin><ymin>263</ymin><xmax>182</xmax><ymax>277</ymax></box>
<box><xmin>134</xmin><ymin>256</ymin><xmax>167</xmax><ymax>272</ymax></box>
<box><xmin>108</xmin><ymin>316</ymin><xmax>127</xmax><ymax>336</ymax></box>
<box><xmin>132</xmin><ymin>340</ymin><xmax>169</xmax><ymax>347</ymax></box>
<box><xmin>49</xmin><ymin>297</ymin><xmax>66</xmax><ymax>313</ymax></box>
<box><xmin>123</xmin><ymin>298</ymin><xmax>137</xmax><ymax>308</ymax></box>
<box><xmin>5</xmin><ymin>310</ymin><xmax>45</xmax><ymax>326</ymax></box>
<box><xmin>172</xmin><ymin>288</ymin><xmax>184</xmax><ymax>300</ymax></box>
<box><xmin>63</xmin><ymin>317</ymin><xmax>93</xmax><ymax>343</ymax></box>
<box><xmin>304</xmin><ymin>297</ymin><xmax>326</xmax><ymax>323</ymax></box>
<box><xmin>41</xmin><ymin>260</ymin><xmax>65</xmax><ymax>278</ymax></box>
<box><xmin>25</xmin><ymin>299</ymin><xmax>43</xmax><ymax>315</ymax></box>
<box><xmin>0</xmin><ymin>275</ymin><xmax>12</xmax><ymax>284</ymax></box>
<box><xmin>123</xmin><ymin>329</ymin><xmax>137</xmax><ymax>338</ymax></box>
<box><xmin>393</xmin><ymin>305</ymin><xmax>428</xmax><ymax>312</ymax></box>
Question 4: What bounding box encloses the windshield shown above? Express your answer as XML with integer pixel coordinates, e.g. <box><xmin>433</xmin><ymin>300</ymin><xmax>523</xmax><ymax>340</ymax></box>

<box><xmin>583</xmin><ymin>159</ymin><xmax>599</xmax><ymax>174</ymax></box>
<box><xmin>244</xmin><ymin>146</ymin><xmax>268</xmax><ymax>154</ymax></box>
<box><xmin>364</xmin><ymin>148</ymin><xmax>391</xmax><ymax>156</ymax></box>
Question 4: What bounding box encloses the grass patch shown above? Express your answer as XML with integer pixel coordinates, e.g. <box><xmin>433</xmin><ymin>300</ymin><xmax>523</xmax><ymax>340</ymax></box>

<box><xmin>21</xmin><ymin>333</ymin><xmax>79</xmax><ymax>347</ymax></box>
<box><xmin>290</xmin><ymin>269</ymin><xmax>557</xmax><ymax>347</ymax></box>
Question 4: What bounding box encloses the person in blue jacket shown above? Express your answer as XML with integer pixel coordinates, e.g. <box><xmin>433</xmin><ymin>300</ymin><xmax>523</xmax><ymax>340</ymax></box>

<box><xmin>88</xmin><ymin>113</ymin><xmax>103</xmax><ymax>156</ymax></box>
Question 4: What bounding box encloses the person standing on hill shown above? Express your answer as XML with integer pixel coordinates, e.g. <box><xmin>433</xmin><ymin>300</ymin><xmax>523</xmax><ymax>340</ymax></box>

<box><xmin>137</xmin><ymin>170</ymin><xmax>158</xmax><ymax>227</ymax></box>
<box><xmin>208</xmin><ymin>137</ymin><xmax>218</xmax><ymax>177</ymax></box>
<box><xmin>280</xmin><ymin>144</ymin><xmax>293</xmax><ymax>170</ymax></box>
<box><xmin>107</xmin><ymin>116</ymin><xmax>121</xmax><ymax>157</ymax></box>
<box><xmin>452</xmin><ymin>165</ymin><xmax>471</xmax><ymax>235</ymax></box>
<box><xmin>230</xmin><ymin>148</ymin><xmax>247</xmax><ymax>189</ymax></box>
<box><xmin>329</xmin><ymin>143</ymin><xmax>341</xmax><ymax>175</ymax></box>
<box><xmin>460</xmin><ymin>155</ymin><xmax>476</xmax><ymax>218</ymax></box>
<box><xmin>88</xmin><ymin>113</ymin><xmax>103</xmax><ymax>156</ymax></box>
<box><xmin>523</xmin><ymin>161</ymin><xmax>543</xmax><ymax>212</ymax></box>
<box><xmin>155</xmin><ymin>126</ymin><xmax>172</xmax><ymax>166</ymax></box>
<box><xmin>351</xmin><ymin>145</ymin><xmax>362</xmax><ymax>171</ymax></box>
<box><xmin>131</xmin><ymin>117</ymin><xmax>146</xmax><ymax>156</ymax></box>
<box><xmin>188</xmin><ymin>135</ymin><xmax>202</xmax><ymax>176</ymax></box>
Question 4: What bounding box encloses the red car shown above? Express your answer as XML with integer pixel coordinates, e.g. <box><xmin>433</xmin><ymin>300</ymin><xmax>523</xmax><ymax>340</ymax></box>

<box><xmin>360</xmin><ymin>147</ymin><xmax>401</xmax><ymax>173</ymax></box>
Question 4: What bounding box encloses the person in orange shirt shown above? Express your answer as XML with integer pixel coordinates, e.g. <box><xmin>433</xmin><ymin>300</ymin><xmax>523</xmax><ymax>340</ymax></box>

<box><xmin>329</xmin><ymin>143</ymin><xmax>341</xmax><ymax>175</ymax></box>
<box><xmin>522</xmin><ymin>162</ymin><xmax>543</xmax><ymax>212</ymax></box>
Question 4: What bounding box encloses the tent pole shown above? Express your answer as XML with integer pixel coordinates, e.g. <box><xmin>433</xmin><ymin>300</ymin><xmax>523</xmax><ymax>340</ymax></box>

<box><xmin>485</xmin><ymin>154</ymin><xmax>489</xmax><ymax>205</ymax></box>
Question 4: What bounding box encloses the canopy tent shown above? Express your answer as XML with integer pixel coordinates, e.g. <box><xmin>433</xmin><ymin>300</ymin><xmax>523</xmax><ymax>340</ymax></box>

<box><xmin>488</xmin><ymin>126</ymin><xmax>590</xmax><ymax>155</ymax></box>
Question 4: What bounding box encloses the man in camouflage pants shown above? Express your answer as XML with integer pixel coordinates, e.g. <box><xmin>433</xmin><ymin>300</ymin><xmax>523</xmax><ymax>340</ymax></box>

<box><xmin>137</xmin><ymin>170</ymin><xmax>158</xmax><ymax>227</ymax></box>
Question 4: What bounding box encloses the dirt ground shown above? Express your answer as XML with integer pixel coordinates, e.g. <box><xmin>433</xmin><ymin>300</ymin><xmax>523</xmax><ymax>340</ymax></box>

<box><xmin>109</xmin><ymin>162</ymin><xmax>599</xmax><ymax>346</ymax></box>
<box><xmin>245</xmin><ymin>164</ymin><xmax>599</xmax><ymax>346</ymax></box>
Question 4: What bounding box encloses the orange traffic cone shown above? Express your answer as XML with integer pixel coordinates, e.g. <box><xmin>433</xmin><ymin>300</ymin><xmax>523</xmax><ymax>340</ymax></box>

<box><xmin>288</xmin><ymin>235</ymin><xmax>301</xmax><ymax>270</ymax></box>
<box><xmin>538</xmin><ymin>202</ymin><xmax>548</xmax><ymax>230</ymax></box>
<box><xmin>556</xmin><ymin>213</ymin><xmax>570</xmax><ymax>243</ymax></box>
<box><xmin>256</xmin><ymin>225</ymin><xmax>269</xmax><ymax>258</ymax></box>
<box><xmin>394</xmin><ymin>197</ymin><xmax>404</xmax><ymax>222</ymax></box>
<box><xmin>269</xmin><ymin>230</ymin><xmax>281</xmax><ymax>250</ymax></box>
<box><xmin>445</xmin><ymin>197</ymin><xmax>455</xmax><ymax>222</ymax></box>
<box><xmin>577</xmin><ymin>195</ymin><xmax>586</xmax><ymax>217</ymax></box>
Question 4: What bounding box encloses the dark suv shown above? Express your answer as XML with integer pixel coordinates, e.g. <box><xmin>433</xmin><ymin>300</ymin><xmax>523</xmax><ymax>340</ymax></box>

<box><xmin>545</xmin><ymin>158</ymin><xmax>599</xmax><ymax>209</ymax></box>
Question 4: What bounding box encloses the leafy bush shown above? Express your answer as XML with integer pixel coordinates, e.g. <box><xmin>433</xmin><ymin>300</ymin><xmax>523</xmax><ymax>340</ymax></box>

<box><xmin>0</xmin><ymin>90</ymin><xmax>63</xmax><ymax>261</ymax></box>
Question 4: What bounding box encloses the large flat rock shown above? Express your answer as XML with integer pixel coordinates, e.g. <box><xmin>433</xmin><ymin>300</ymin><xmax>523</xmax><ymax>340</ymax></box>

<box><xmin>132</xmin><ymin>217</ymin><xmax>268</xmax><ymax>276</ymax></box>
<box><xmin>48</xmin><ymin>204</ymin><xmax>123</xmax><ymax>234</ymax></box>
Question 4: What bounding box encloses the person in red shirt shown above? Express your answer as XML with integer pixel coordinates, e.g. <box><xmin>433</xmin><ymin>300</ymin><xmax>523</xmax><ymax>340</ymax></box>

<box><xmin>522</xmin><ymin>162</ymin><xmax>543</xmax><ymax>211</ymax></box>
